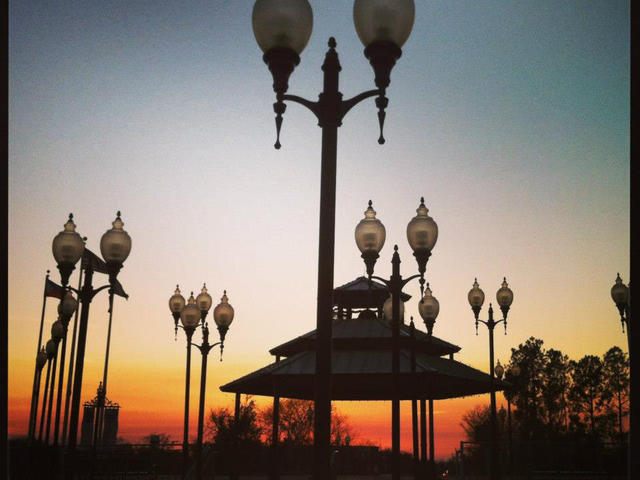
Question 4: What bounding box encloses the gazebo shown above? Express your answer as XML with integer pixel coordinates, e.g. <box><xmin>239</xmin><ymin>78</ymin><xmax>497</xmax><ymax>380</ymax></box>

<box><xmin>220</xmin><ymin>276</ymin><xmax>504</xmax><ymax>476</ymax></box>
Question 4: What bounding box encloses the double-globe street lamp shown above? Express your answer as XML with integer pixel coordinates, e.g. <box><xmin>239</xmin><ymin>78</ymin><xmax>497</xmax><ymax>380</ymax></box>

<box><xmin>169</xmin><ymin>285</ymin><xmax>235</xmax><ymax>480</ymax></box>
<box><xmin>252</xmin><ymin>1</ymin><xmax>415</xmax><ymax>476</ymax></box>
<box><xmin>355</xmin><ymin>198</ymin><xmax>439</xmax><ymax>480</ymax></box>
<box><xmin>467</xmin><ymin>278</ymin><xmax>514</xmax><ymax>480</ymax></box>
<box><xmin>51</xmin><ymin>212</ymin><xmax>131</xmax><ymax>478</ymax></box>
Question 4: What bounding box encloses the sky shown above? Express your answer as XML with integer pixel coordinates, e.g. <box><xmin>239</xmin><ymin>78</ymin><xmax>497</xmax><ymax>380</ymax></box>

<box><xmin>8</xmin><ymin>0</ymin><xmax>629</xmax><ymax>461</ymax></box>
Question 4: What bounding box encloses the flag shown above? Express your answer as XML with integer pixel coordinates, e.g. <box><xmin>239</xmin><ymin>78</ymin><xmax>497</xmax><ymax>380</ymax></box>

<box><xmin>81</xmin><ymin>248</ymin><xmax>108</xmax><ymax>274</ymax></box>
<box><xmin>44</xmin><ymin>279</ymin><xmax>65</xmax><ymax>299</ymax></box>
<box><xmin>111</xmin><ymin>278</ymin><xmax>129</xmax><ymax>300</ymax></box>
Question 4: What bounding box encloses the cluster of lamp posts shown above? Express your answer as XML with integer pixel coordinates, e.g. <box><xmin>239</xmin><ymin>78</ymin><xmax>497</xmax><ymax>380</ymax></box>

<box><xmin>355</xmin><ymin>197</ymin><xmax>514</xmax><ymax>480</ymax></box>
<box><xmin>168</xmin><ymin>284</ymin><xmax>235</xmax><ymax>479</ymax></box>
<box><xmin>29</xmin><ymin>212</ymin><xmax>131</xmax><ymax>479</ymax></box>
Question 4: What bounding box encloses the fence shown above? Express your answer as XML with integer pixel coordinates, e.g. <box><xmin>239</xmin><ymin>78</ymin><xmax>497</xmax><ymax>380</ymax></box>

<box><xmin>454</xmin><ymin>439</ymin><xmax>627</xmax><ymax>480</ymax></box>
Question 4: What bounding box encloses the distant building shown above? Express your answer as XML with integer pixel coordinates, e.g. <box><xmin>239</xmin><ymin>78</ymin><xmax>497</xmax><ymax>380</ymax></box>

<box><xmin>80</xmin><ymin>382</ymin><xmax>120</xmax><ymax>446</ymax></box>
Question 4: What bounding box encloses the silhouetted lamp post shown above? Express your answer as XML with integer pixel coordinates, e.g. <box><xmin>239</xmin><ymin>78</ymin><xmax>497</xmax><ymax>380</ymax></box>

<box><xmin>169</xmin><ymin>285</ymin><xmax>235</xmax><ymax>480</ymax></box>
<box><xmin>52</xmin><ymin>291</ymin><xmax>78</xmax><ymax>446</ymax></box>
<box><xmin>252</xmin><ymin>1</ymin><xmax>415</xmax><ymax>477</ymax></box>
<box><xmin>193</xmin><ymin>289</ymin><xmax>234</xmax><ymax>480</ymax></box>
<box><xmin>44</xmin><ymin>320</ymin><xmax>65</xmax><ymax>444</ymax></box>
<box><xmin>356</xmin><ymin>198</ymin><xmax>439</xmax><ymax>480</ymax></box>
<box><xmin>468</xmin><ymin>278</ymin><xmax>514</xmax><ymax>480</ymax></box>
<box><xmin>57</xmin><ymin>212</ymin><xmax>131</xmax><ymax>479</ymax></box>
<box><xmin>177</xmin><ymin>291</ymin><xmax>201</xmax><ymax>479</ymax></box>
<box><xmin>38</xmin><ymin>339</ymin><xmax>58</xmax><ymax>442</ymax></box>
<box><xmin>611</xmin><ymin>273</ymin><xmax>631</xmax><ymax>353</ymax></box>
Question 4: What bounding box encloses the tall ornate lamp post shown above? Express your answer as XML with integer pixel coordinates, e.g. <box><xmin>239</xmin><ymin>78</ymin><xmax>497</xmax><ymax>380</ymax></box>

<box><xmin>55</xmin><ymin>212</ymin><xmax>131</xmax><ymax>478</ymax></box>
<box><xmin>355</xmin><ymin>198</ymin><xmax>439</xmax><ymax>480</ymax></box>
<box><xmin>169</xmin><ymin>285</ymin><xmax>235</xmax><ymax>480</ymax></box>
<box><xmin>193</xmin><ymin>289</ymin><xmax>234</xmax><ymax>480</ymax></box>
<box><xmin>252</xmin><ymin>2</ymin><xmax>415</xmax><ymax>477</ymax></box>
<box><xmin>467</xmin><ymin>278</ymin><xmax>514</xmax><ymax>480</ymax></box>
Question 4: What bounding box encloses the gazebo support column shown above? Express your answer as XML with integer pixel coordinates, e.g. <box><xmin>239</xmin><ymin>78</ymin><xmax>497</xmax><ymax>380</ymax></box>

<box><xmin>231</xmin><ymin>393</ymin><xmax>241</xmax><ymax>480</ymax></box>
<box><xmin>410</xmin><ymin>321</ymin><xmax>419</xmax><ymax>480</ymax></box>
<box><xmin>412</xmin><ymin>399</ymin><xmax>419</xmax><ymax>479</ymax></box>
<box><xmin>271</xmin><ymin>395</ymin><xmax>280</xmax><ymax>480</ymax></box>
<box><xmin>420</xmin><ymin>399</ymin><xmax>427</xmax><ymax>478</ymax></box>
<box><xmin>429</xmin><ymin>399</ymin><xmax>435</xmax><ymax>480</ymax></box>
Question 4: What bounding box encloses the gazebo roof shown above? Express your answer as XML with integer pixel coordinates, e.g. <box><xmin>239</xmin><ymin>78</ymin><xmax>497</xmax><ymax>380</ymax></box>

<box><xmin>220</xmin><ymin>348</ymin><xmax>505</xmax><ymax>401</ymax></box>
<box><xmin>333</xmin><ymin>276</ymin><xmax>411</xmax><ymax>308</ymax></box>
<box><xmin>221</xmin><ymin>276</ymin><xmax>500</xmax><ymax>402</ymax></box>
<box><xmin>269</xmin><ymin>315</ymin><xmax>460</xmax><ymax>358</ymax></box>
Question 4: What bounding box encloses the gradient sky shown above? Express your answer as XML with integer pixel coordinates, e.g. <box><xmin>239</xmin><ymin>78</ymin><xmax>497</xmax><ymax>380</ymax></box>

<box><xmin>9</xmin><ymin>0</ymin><xmax>629</xmax><ymax>460</ymax></box>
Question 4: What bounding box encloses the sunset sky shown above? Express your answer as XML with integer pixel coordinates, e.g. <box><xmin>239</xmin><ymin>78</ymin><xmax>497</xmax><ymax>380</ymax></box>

<box><xmin>8</xmin><ymin>0</ymin><xmax>629</xmax><ymax>460</ymax></box>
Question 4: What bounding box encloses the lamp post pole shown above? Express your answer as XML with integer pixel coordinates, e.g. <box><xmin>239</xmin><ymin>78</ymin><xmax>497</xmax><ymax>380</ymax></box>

<box><xmin>252</xmin><ymin>3</ymin><xmax>416</xmax><ymax>476</ymax></box>
<box><xmin>182</xmin><ymin>325</ymin><xmax>195</xmax><ymax>479</ymax></box>
<box><xmin>194</xmin><ymin>325</ymin><xmax>214</xmax><ymax>480</ymax></box>
<box><xmin>53</xmin><ymin>292</ymin><xmax>78</xmax><ymax>447</ymax></box>
<box><xmin>38</xmin><ymin>344</ymin><xmax>55</xmax><ymax>442</ymax></box>
<box><xmin>29</xmin><ymin>348</ymin><xmax>47</xmax><ymax>441</ymax></box>
<box><xmin>62</xmin><ymin>248</ymin><xmax>85</xmax><ymax>446</ymax></box>
<box><xmin>468</xmin><ymin>278</ymin><xmax>514</xmax><ymax>480</ymax></box>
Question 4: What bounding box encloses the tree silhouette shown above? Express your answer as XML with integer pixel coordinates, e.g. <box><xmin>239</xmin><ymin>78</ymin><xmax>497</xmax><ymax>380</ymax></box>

<box><xmin>543</xmin><ymin>348</ymin><xmax>571</xmax><ymax>434</ymax></box>
<box><xmin>568</xmin><ymin>355</ymin><xmax>604</xmax><ymax>435</ymax></box>
<box><xmin>206</xmin><ymin>396</ymin><xmax>263</xmax><ymax>447</ymax></box>
<box><xmin>259</xmin><ymin>399</ymin><xmax>355</xmax><ymax>446</ymax></box>
<box><xmin>507</xmin><ymin>337</ymin><xmax>547</xmax><ymax>438</ymax></box>
<box><xmin>600</xmin><ymin>346</ymin><xmax>629</xmax><ymax>441</ymax></box>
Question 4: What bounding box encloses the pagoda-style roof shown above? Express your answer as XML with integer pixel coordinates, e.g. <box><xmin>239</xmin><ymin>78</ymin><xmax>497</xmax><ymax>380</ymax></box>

<box><xmin>269</xmin><ymin>315</ymin><xmax>460</xmax><ymax>358</ymax></box>
<box><xmin>221</xmin><ymin>276</ymin><xmax>500</xmax><ymax>402</ymax></box>
<box><xmin>333</xmin><ymin>276</ymin><xmax>411</xmax><ymax>309</ymax></box>
<box><xmin>221</xmin><ymin>348</ymin><xmax>505</xmax><ymax>401</ymax></box>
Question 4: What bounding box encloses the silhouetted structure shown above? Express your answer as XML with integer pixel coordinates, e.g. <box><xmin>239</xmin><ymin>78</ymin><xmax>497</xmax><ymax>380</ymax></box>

<box><xmin>80</xmin><ymin>383</ymin><xmax>120</xmax><ymax>446</ymax></box>
<box><xmin>221</xmin><ymin>276</ymin><xmax>506</xmax><ymax>478</ymax></box>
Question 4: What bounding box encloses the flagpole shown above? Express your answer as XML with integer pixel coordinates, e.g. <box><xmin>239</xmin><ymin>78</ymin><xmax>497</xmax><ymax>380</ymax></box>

<box><xmin>61</xmin><ymin>253</ymin><xmax>84</xmax><ymax>445</ymax></box>
<box><xmin>38</xmin><ymin>359</ymin><xmax>52</xmax><ymax>441</ymax></box>
<box><xmin>28</xmin><ymin>270</ymin><xmax>50</xmax><ymax>441</ymax></box>
<box><xmin>93</xmin><ymin>290</ymin><xmax>115</xmax><ymax>447</ymax></box>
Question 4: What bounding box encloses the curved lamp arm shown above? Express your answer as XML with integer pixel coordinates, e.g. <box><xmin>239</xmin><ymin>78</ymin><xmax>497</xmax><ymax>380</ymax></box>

<box><xmin>340</xmin><ymin>89</ymin><xmax>382</xmax><ymax>121</ymax></box>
